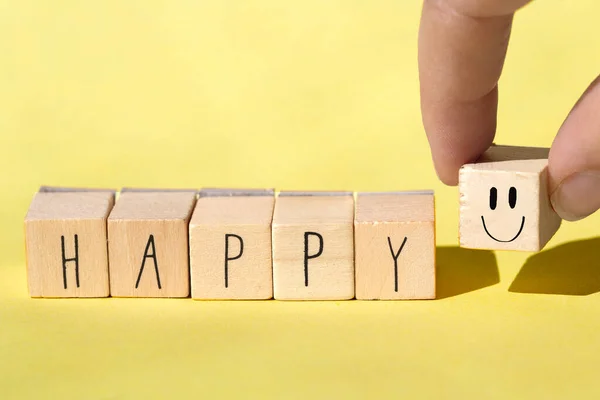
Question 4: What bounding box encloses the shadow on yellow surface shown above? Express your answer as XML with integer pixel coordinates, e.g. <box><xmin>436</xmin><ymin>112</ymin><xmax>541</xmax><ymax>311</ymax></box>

<box><xmin>436</xmin><ymin>246</ymin><xmax>499</xmax><ymax>299</ymax></box>
<box><xmin>509</xmin><ymin>237</ymin><xmax>600</xmax><ymax>296</ymax></box>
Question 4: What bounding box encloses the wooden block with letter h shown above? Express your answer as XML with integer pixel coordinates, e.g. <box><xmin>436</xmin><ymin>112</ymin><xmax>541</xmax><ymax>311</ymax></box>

<box><xmin>107</xmin><ymin>189</ymin><xmax>197</xmax><ymax>297</ymax></box>
<box><xmin>24</xmin><ymin>186</ymin><xmax>115</xmax><ymax>298</ymax></box>
<box><xmin>272</xmin><ymin>191</ymin><xmax>355</xmax><ymax>300</ymax></box>
<box><xmin>189</xmin><ymin>188</ymin><xmax>275</xmax><ymax>300</ymax></box>
<box><xmin>459</xmin><ymin>145</ymin><xmax>562</xmax><ymax>252</ymax></box>
<box><xmin>354</xmin><ymin>191</ymin><xmax>436</xmax><ymax>300</ymax></box>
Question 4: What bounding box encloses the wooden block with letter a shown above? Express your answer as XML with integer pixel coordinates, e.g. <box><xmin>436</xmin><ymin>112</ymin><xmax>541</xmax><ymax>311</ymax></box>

<box><xmin>459</xmin><ymin>144</ymin><xmax>561</xmax><ymax>252</ymax></box>
<box><xmin>272</xmin><ymin>191</ymin><xmax>355</xmax><ymax>300</ymax></box>
<box><xmin>189</xmin><ymin>188</ymin><xmax>275</xmax><ymax>300</ymax></box>
<box><xmin>107</xmin><ymin>189</ymin><xmax>197</xmax><ymax>297</ymax></box>
<box><xmin>24</xmin><ymin>187</ymin><xmax>115</xmax><ymax>298</ymax></box>
<box><xmin>354</xmin><ymin>191</ymin><xmax>436</xmax><ymax>300</ymax></box>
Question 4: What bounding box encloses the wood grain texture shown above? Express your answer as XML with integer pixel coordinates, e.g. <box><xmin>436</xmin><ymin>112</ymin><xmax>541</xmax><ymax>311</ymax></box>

<box><xmin>108</xmin><ymin>192</ymin><xmax>196</xmax><ymax>297</ymax></box>
<box><xmin>355</xmin><ymin>193</ymin><xmax>436</xmax><ymax>300</ymax></box>
<box><xmin>189</xmin><ymin>195</ymin><xmax>275</xmax><ymax>300</ymax></box>
<box><xmin>24</xmin><ymin>191</ymin><xmax>115</xmax><ymax>298</ymax></box>
<box><xmin>272</xmin><ymin>194</ymin><xmax>354</xmax><ymax>300</ymax></box>
<box><xmin>459</xmin><ymin>145</ymin><xmax>562</xmax><ymax>252</ymax></box>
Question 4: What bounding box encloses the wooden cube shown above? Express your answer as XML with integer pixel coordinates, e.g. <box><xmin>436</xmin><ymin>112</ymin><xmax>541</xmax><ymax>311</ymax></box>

<box><xmin>272</xmin><ymin>192</ymin><xmax>355</xmax><ymax>300</ymax></box>
<box><xmin>354</xmin><ymin>191</ymin><xmax>436</xmax><ymax>300</ymax></box>
<box><xmin>459</xmin><ymin>145</ymin><xmax>562</xmax><ymax>252</ymax></box>
<box><xmin>189</xmin><ymin>189</ymin><xmax>275</xmax><ymax>300</ymax></box>
<box><xmin>108</xmin><ymin>190</ymin><xmax>197</xmax><ymax>297</ymax></box>
<box><xmin>24</xmin><ymin>187</ymin><xmax>115</xmax><ymax>298</ymax></box>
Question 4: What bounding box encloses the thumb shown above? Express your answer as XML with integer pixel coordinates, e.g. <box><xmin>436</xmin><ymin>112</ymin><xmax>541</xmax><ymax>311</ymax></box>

<box><xmin>549</xmin><ymin>75</ymin><xmax>600</xmax><ymax>221</ymax></box>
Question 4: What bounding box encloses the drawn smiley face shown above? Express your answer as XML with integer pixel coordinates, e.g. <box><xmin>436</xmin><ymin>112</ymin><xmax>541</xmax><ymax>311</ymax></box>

<box><xmin>481</xmin><ymin>186</ymin><xmax>525</xmax><ymax>242</ymax></box>
<box><xmin>459</xmin><ymin>149</ymin><xmax>562</xmax><ymax>252</ymax></box>
<box><xmin>459</xmin><ymin>165</ymin><xmax>542</xmax><ymax>251</ymax></box>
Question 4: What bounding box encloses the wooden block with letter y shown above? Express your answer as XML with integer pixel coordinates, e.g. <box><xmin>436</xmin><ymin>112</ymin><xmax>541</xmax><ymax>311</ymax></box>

<box><xmin>107</xmin><ymin>190</ymin><xmax>197</xmax><ymax>297</ymax></box>
<box><xmin>354</xmin><ymin>191</ymin><xmax>436</xmax><ymax>300</ymax></box>
<box><xmin>189</xmin><ymin>188</ymin><xmax>275</xmax><ymax>300</ymax></box>
<box><xmin>24</xmin><ymin>187</ymin><xmax>115</xmax><ymax>298</ymax></box>
<box><xmin>272</xmin><ymin>191</ymin><xmax>355</xmax><ymax>300</ymax></box>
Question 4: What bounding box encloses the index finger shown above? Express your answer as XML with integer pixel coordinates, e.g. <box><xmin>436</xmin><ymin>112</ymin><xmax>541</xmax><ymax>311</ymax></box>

<box><xmin>418</xmin><ymin>0</ymin><xmax>533</xmax><ymax>185</ymax></box>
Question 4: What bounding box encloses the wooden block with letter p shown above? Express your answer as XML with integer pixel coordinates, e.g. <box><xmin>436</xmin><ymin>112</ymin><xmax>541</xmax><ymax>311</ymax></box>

<box><xmin>24</xmin><ymin>187</ymin><xmax>115</xmax><ymax>298</ymax></box>
<box><xmin>107</xmin><ymin>189</ymin><xmax>197</xmax><ymax>297</ymax></box>
<box><xmin>459</xmin><ymin>145</ymin><xmax>562</xmax><ymax>252</ymax></box>
<box><xmin>272</xmin><ymin>191</ymin><xmax>355</xmax><ymax>300</ymax></box>
<box><xmin>354</xmin><ymin>191</ymin><xmax>436</xmax><ymax>300</ymax></box>
<box><xmin>189</xmin><ymin>188</ymin><xmax>275</xmax><ymax>300</ymax></box>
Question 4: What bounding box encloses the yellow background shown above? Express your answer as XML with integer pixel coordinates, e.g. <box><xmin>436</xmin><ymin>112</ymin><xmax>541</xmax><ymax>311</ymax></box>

<box><xmin>2</xmin><ymin>1</ymin><xmax>600</xmax><ymax>398</ymax></box>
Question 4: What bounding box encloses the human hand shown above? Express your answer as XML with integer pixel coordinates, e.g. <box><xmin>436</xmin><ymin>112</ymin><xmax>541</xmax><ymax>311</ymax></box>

<box><xmin>418</xmin><ymin>0</ymin><xmax>600</xmax><ymax>221</ymax></box>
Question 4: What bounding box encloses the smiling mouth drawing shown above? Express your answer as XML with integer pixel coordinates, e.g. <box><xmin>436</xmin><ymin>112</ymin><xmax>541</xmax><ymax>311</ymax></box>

<box><xmin>481</xmin><ymin>216</ymin><xmax>526</xmax><ymax>243</ymax></box>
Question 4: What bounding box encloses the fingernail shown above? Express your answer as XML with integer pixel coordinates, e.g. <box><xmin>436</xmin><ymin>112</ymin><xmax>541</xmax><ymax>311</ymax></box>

<box><xmin>551</xmin><ymin>171</ymin><xmax>600</xmax><ymax>221</ymax></box>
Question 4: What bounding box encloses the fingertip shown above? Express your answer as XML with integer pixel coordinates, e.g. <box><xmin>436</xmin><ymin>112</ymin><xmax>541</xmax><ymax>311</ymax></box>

<box><xmin>421</xmin><ymin>89</ymin><xmax>498</xmax><ymax>189</ymax></box>
<box><xmin>549</xmin><ymin>171</ymin><xmax>600</xmax><ymax>222</ymax></box>
<box><xmin>425</xmin><ymin>130</ymin><xmax>494</xmax><ymax>188</ymax></box>
<box><xmin>547</xmin><ymin>74</ymin><xmax>600</xmax><ymax>222</ymax></box>
<box><xmin>432</xmin><ymin>159</ymin><xmax>460</xmax><ymax>186</ymax></box>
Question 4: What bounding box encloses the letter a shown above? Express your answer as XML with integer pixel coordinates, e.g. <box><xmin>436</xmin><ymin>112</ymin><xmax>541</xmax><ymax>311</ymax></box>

<box><xmin>135</xmin><ymin>234</ymin><xmax>162</xmax><ymax>289</ymax></box>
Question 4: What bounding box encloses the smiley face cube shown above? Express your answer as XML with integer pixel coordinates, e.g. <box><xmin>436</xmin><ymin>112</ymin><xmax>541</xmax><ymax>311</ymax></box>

<box><xmin>459</xmin><ymin>145</ymin><xmax>562</xmax><ymax>252</ymax></box>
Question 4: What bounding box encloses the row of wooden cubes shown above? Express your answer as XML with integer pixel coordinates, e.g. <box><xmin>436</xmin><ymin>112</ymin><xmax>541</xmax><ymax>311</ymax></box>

<box><xmin>24</xmin><ymin>187</ymin><xmax>436</xmax><ymax>300</ymax></box>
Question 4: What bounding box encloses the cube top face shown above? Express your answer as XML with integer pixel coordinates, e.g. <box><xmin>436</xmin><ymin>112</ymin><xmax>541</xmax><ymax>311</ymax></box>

<box><xmin>120</xmin><ymin>187</ymin><xmax>199</xmax><ymax>194</ymax></box>
<box><xmin>278</xmin><ymin>190</ymin><xmax>353</xmax><ymax>197</ymax></box>
<box><xmin>39</xmin><ymin>186</ymin><xmax>116</xmax><ymax>193</ymax></box>
<box><xmin>477</xmin><ymin>144</ymin><xmax>550</xmax><ymax>163</ymax></box>
<box><xmin>25</xmin><ymin>192</ymin><xmax>115</xmax><ymax>221</ymax></box>
<box><xmin>199</xmin><ymin>188</ymin><xmax>275</xmax><ymax>197</ymax></box>
<box><xmin>355</xmin><ymin>193</ymin><xmax>434</xmax><ymax>224</ymax></box>
<box><xmin>108</xmin><ymin>192</ymin><xmax>197</xmax><ymax>221</ymax></box>
<box><xmin>465</xmin><ymin>159</ymin><xmax>549</xmax><ymax>173</ymax></box>
<box><xmin>459</xmin><ymin>159</ymin><xmax>549</xmax><ymax>251</ymax></box>
<box><xmin>190</xmin><ymin>196</ymin><xmax>275</xmax><ymax>226</ymax></box>
<box><xmin>273</xmin><ymin>195</ymin><xmax>354</xmax><ymax>225</ymax></box>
